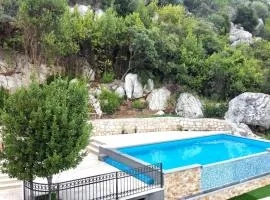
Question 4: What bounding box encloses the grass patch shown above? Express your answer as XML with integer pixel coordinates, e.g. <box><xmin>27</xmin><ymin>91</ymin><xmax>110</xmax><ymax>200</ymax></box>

<box><xmin>231</xmin><ymin>185</ymin><xmax>270</xmax><ymax>200</ymax></box>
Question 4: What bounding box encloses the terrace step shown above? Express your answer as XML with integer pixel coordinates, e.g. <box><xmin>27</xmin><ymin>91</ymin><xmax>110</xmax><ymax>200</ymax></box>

<box><xmin>0</xmin><ymin>182</ymin><xmax>22</xmax><ymax>190</ymax></box>
<box><xmin>87</xmin><ymin>146</ymin><xmax>99</xmax><ymax>155</ymax></box>
<box><xmin>89</xmin><ymin>142</ymin><xmax>99</xmax><ymax>149</ymax></box>
<box><xmin>89</xmin><ymin>139</ymin><xmax>105</xmax><ymax>145</ymax></box>
<box><xmin>0</xmin><ymin>174</ymin><xmax>22</xmax><ymax>191</ymax></box>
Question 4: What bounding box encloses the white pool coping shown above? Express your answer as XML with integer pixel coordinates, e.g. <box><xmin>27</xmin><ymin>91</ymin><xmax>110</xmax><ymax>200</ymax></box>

<box><xmin>93</xmin><ymin>131</ymin><xmax>231</xmax><ymax>148</ymax></box>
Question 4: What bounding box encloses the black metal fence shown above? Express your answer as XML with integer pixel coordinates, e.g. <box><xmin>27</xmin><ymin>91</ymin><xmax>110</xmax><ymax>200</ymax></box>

<box><xmin>24</xmin><ymin>163</ymin><xmax>163</xmax><ymax>200</ymax></box>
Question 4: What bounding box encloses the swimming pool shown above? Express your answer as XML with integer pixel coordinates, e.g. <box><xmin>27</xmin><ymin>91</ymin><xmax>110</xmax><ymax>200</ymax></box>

<box><xmin>116</xmin><ymin>134</ymin><xmax>270</xmax><ymax>170</ymax></box>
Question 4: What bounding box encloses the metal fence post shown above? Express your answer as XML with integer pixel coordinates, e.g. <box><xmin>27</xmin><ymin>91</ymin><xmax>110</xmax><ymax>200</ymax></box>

<box><xmin>116</xmin><ymin>171</ymin><xmax>119</xmax><ymax>200</ymax></box>
<box><xmin>57</xmin><ymin>183</ymin><xmax>60</xmax><ymax>200</ymax></box>
<box><xmin>23</xmin><ymin>181</ymin><xmax>26</xmax><ymax>200</ymax></box>
<box><xmin>160</xmin><ymin>163</ymin><xmax>164</xmax><ymax>188</ymax></box>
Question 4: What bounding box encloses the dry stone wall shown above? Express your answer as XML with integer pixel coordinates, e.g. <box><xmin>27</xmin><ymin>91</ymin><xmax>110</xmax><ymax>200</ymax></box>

<box><xmin>90</xmin><ymin>117</ymin><xmax>232</xmax><ymax>136</ymax></box>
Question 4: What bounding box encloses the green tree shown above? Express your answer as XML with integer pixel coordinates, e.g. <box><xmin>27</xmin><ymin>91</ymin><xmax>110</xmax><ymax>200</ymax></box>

<box><xmin>251</xmin><ymin>1</ymin><xmax>269</xmax><ymax>21</ymax></box>
<box><xmin>113</xmin><ymin>0</ymin><xmax>140</xmax><ymax>16</ymax></box>
<box><xmin>205</xmin><ymin>47</ymin><xmax>263</xmax><ymax>100</ymax></box>
<box><xmin>0</xmin><ymin>79</ymin><xmax>90</xmax><ymax>200</ymax></box>
<box><xmin>17</xmin><ymin>0</ymin><xmax>67</xmax><ymax>62</ymax></box>
<box><xmin>234</xmin><ymin>5</ymin><xmax>258</xmax><ymax>32</ymax></box>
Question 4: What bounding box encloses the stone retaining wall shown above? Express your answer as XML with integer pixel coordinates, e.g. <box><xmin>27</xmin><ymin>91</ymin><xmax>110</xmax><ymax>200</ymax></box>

<box><xmin>164</xmin><ymin>166</ymin><xmax>201</xmax><ymax>200</ymax></box>
<box><xmin>90</xmin><ymin>117</ymin><xmax>232</xmax><ymax>136</ymax></box>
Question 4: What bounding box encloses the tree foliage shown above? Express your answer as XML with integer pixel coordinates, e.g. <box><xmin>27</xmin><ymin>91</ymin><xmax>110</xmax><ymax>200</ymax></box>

<box><xmin>233</xmin><ymin>5</ymin><xmax>258</xmax><ymax>32</ymax></box>
<box><xmin>0</xmin><ymin>79</ymin><xmax>90</xmax><ymax>185</ymax></box>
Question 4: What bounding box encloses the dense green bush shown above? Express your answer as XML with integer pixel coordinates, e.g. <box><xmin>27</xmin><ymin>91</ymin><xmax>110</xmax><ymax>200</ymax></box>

<box><xmin>0</xmin><ymin>87</ymin><xmax>9</xmax><ymax>110</ymax></box>
<box><xmin>204</xmin><ymin>47</ymin><xmax>263</xmax><ymax>100</ymax></box>
<box><xmin>233</xmin><ymin>5</ymin><xmax>258</xmax><ymax>32</ymax></box>
<box><xmin>131</xmin><ymin>99</ymin><xmax>147</xmax><ymax>110</ymax></box>
<box><xmin>203</xmin><ymin>100</ymin><xmax>228</xmax><ymax>118</ymax></box>
<box><xmin>101</xmin><ymin>71</ymin><xmax>115</xmax><ymax>83</ymax></box>
<box><xmin>98</xmin><ymin>89</ymin><xmax>123</xmax><ymax>114</ymax></box>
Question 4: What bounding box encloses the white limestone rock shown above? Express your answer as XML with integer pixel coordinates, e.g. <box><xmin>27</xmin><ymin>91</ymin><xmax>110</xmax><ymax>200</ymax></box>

<box><xmin>143</xmin><ymin>79</ymin><xmax>154</xmax><ymax>94</ymax></box>
<box><xmin>254</xmin><ymin>18</ymin><xmax>264</xmax><ymax>35</ymax></box>
<box><xmin>81</xmin><ymin>60</ymin><xmax>95</xmax><ymax>81</ymax></box>
<box><xmin>115</xmin><ymin>86</ymin><xmax>125</xmax><ymax>98</ymax></box>
<box><xmin>175</xmin><ymin>93</ymin><xmax>204</xmax><ymax>118</ymax></box>
<box><xmin>70</xmin><ymin>5</ymin><xmax>89</xmax><ymax>16</ymax></box>
<box><xmin>230</xmin><ymin>23</ymin><xmax>253</xmax><ymax>46</ymax></box>
<box><xmin>146</xmin><ymin>87</ymin><xmax>171</xmax><ymax>111</ymax></box>
<box><xmin>124</xmin><ymin>73</ymin><xmax>143</xmax><ymax>99</ymax></box>
<box><xmin>0</xmin><ymin>50</ymin><xmax>61</xmax><ymax>92</ymax></box>
<box><xmin>89</xmin><ymin>94</ymin><xmax>102</xmax><ymax>118</ymax></box>
<box><xmin>228</xmin><ymin>121</ymin><xmax>258</xmax><ymax>138</ymax></box>
<box><xmin>225</xmin><ymin>92</ymin><xmax>270</xmax><ymax>129</ymax></box>
<box><xmin>155</xmin><ymin>110</ymin><xmax>165</xmax><ymax>116</ymax></box>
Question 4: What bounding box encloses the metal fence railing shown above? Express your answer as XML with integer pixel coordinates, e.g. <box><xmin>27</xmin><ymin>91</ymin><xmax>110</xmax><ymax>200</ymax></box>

<box><xmin>24</xmin><ymin>163</ymin><xmax>163</xmax><ymax>200</ymax></box>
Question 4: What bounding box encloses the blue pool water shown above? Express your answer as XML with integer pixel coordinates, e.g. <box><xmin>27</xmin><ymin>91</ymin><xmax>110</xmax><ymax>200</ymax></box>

<box><xmin>117</xmin><ymin>134</ymin><xmax>270</xmax><ymax>170</ymax></box>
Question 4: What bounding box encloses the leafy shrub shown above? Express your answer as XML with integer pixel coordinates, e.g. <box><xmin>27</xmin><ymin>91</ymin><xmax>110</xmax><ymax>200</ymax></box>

<box><xmin>203</xmin><ymin>100</ymin><xmax>228</xmax><ymax>118</ymax></box>
<box><xmin>233</xmin><ymin>5</ymin><xmax>258</xmax><ymax>32</ymax></box>
<box><xmin>131</xmin><ymin>99</ymin><xmax>147</xmax><ymax>110</ymax></box>
<box><xmin>0</xmin><ymin>87</ymin><xmax>9</xmax><ymax>109</ymax></box>
<box><xmin>98</xmin><ymin>89</ymin><xmax>123</xmax><ymax>114</ymax></box>
<box><xmin>101</xmin><ymin>71</ymin><xmax>115</xmax><ymax>83</ymax></box>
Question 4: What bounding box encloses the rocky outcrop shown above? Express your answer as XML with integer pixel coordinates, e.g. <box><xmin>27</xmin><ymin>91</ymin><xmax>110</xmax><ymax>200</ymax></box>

<box><xmin>0</xmin><ymin>51</ymin><xmax>61</xmax><ymax>92</ymax></box>
<box><xmin>225</xmin><ymin>92</ymin><xmax>270</xmax><ymax>129</ymax></box>
<box><xmin>230</xmin><ymin>23</ymin><xmax>253</xmax><ymax>46</ymax></box>
<box><xmin>146</xmin><ymin>87</ymin><xmax>171</xmax><ymax>111</ymax></box>
<box><xmin>175</xmin><ymin>93</ymin><xmax>203</xmax><ymax>118</ymax></box>
<box><xmin>81</xmin><ymin>59</ymin><xmax>95</xmax><ymax>81</ymax></box>
<box><xmin>124</xmin><ymin>73</ymin><xmax>143</xmax><ymax>99</ymax></box>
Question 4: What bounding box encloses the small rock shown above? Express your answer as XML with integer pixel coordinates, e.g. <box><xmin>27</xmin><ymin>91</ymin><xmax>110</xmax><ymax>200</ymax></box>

<box><xmin>155</xmin><ymin>111</ymin><xmax>165</xmax><ymax>116</ymax></box>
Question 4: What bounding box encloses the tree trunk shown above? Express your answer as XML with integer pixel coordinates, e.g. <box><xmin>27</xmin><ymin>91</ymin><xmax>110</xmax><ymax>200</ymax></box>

<box><xmin>30</xmin><ymin>180</ymin><xmax>34</xmax><ymax>200</ymax></box>
<box><xmin>47</xmin><ymin>176</ymin><xmax>53</xmax><ymax>200</ymax></box>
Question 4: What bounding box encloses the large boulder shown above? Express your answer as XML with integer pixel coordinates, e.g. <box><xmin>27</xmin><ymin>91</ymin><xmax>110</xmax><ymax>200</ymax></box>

<box><xmin>143</xmin><ymin>79</ymin><xmax>154</xmax><ymax>94</ymax></box>
<box><xmin>146</xmin><ymin>87</ymin><xmax>171</xmax><ymax>111</ymax></box>
<box><xmin>225</xmin><ymin>92</ymin><xmax>270</xmax><ymax>129</ymax></box>
<box><xmin>124</xmin><ymin>73</ymin><xmax>143</xmax><ymax>99</ymax></box>
<box><xmin>175</xmin><ymin>93</ymin><xmax>203</xmax><ymax>118</ymax></box>
<box><xmin>230</xmin><ymin>23</ymin><xmax>253</xmax><ymax>46</ymax></box>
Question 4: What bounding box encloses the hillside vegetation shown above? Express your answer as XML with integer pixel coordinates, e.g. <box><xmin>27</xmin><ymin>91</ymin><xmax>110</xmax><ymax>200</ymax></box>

<box><xmin>0</xmin><ymin>0</ymin><xmax>269</xmax><ymax>102</ymax></box>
